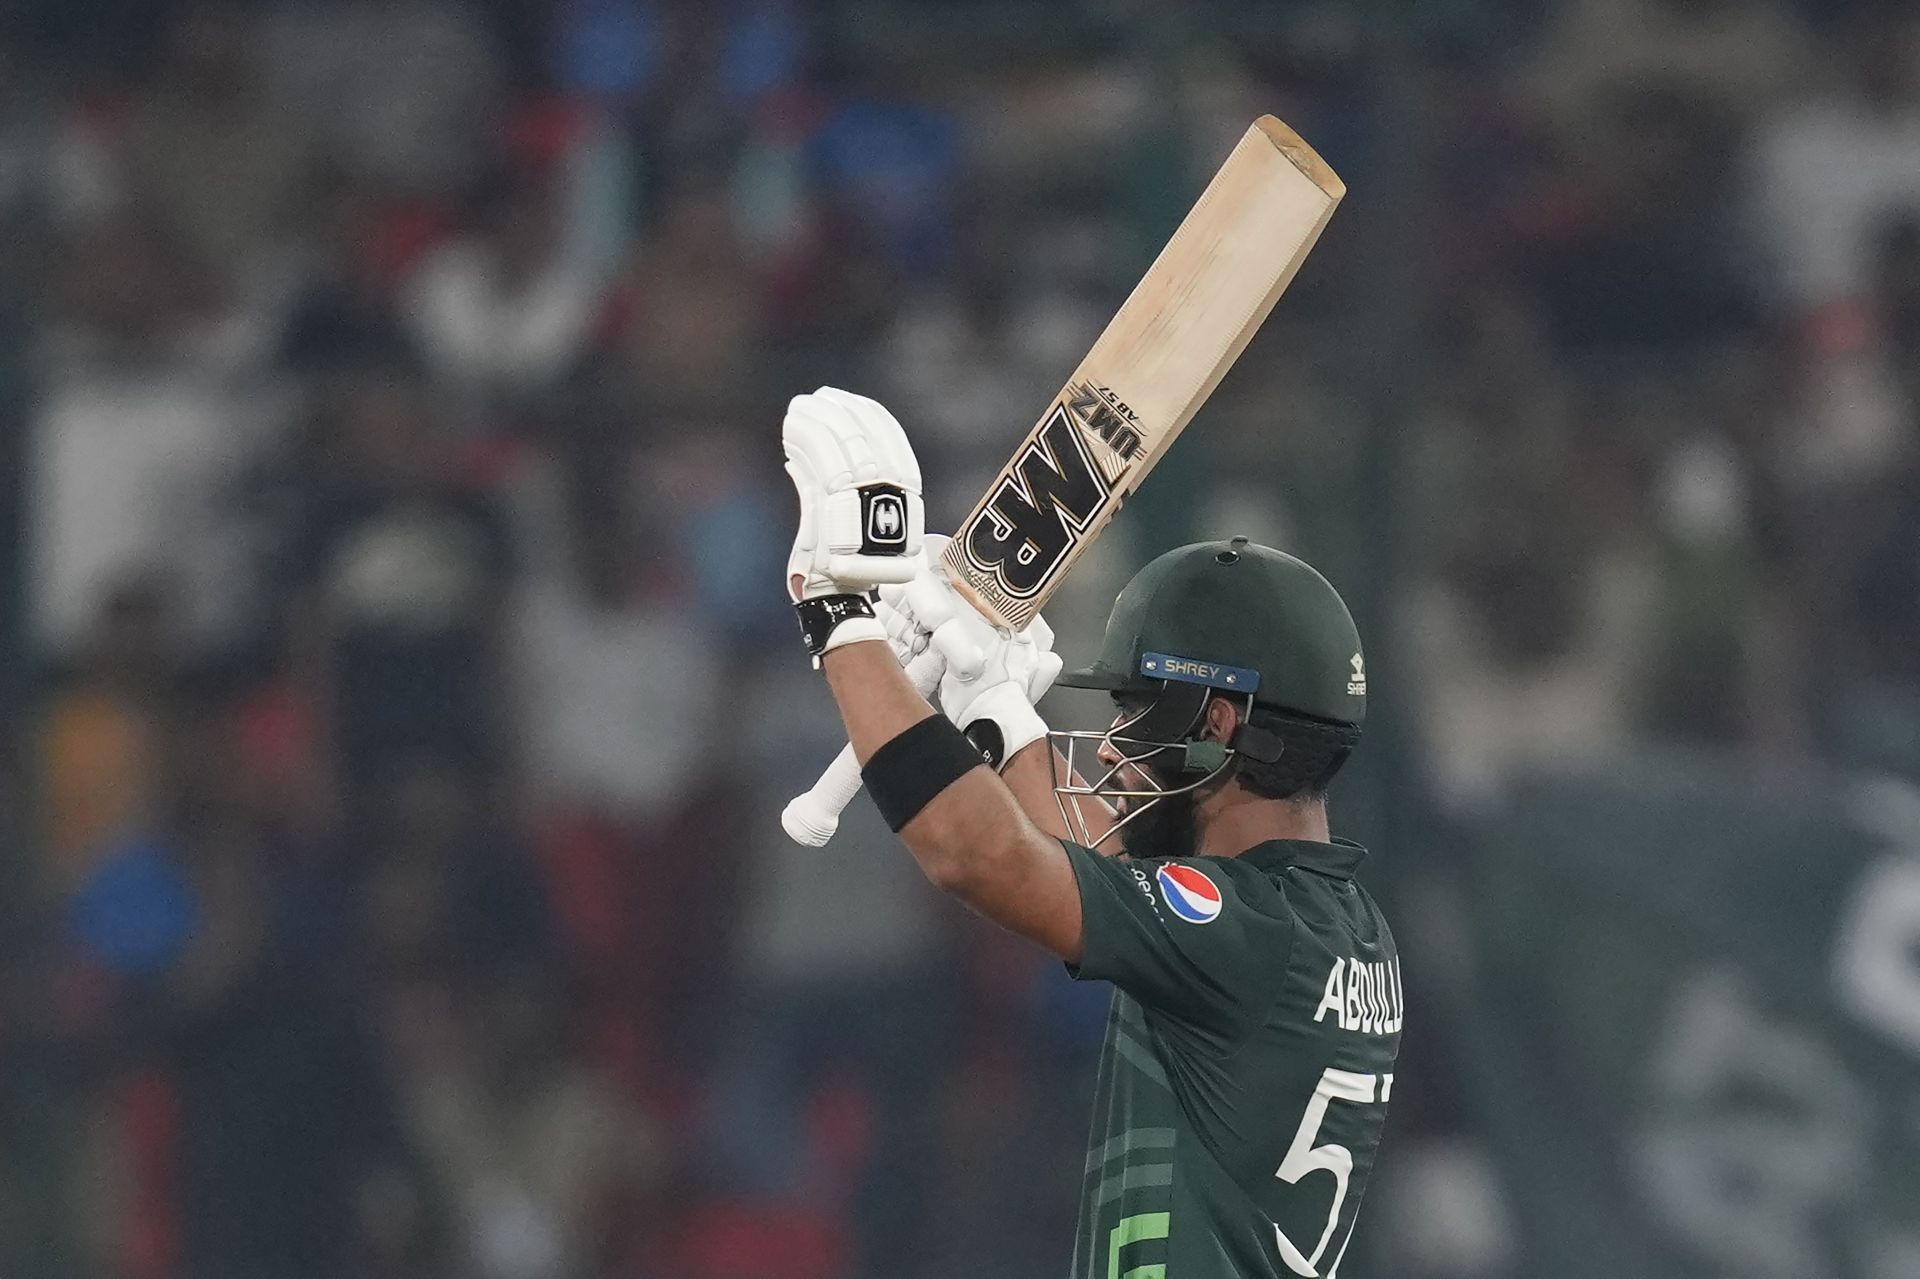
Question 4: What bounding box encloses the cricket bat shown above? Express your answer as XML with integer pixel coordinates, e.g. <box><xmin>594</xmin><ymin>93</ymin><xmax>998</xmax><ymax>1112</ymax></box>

<box><xmin>782</xmin><ymin>115</ymin><xmax>1344</xmax><ymax>847</ymax></box>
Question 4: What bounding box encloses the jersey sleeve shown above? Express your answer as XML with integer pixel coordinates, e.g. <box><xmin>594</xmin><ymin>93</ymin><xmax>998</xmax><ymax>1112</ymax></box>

<box><xmin>1061</xmin><ymin>840</ymin><xmax>1293</xmax><ymax>1037</ymax></box>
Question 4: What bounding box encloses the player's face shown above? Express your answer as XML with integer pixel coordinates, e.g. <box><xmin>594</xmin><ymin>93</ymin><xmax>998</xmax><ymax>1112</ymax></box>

<box><xmin>1095</xmin><ymin>701</ymin><xmax>1199</xmax><ymax>859</ymax></box>
<box><xmin>1049</xmin><ymin>686</ymin><xmax>1218</xmax><ymax>854</ymax></box>
<box><xmin>1095</xmin><ymin>712</ymin><xmax>1156</xmax><ymax>808</ymax></box>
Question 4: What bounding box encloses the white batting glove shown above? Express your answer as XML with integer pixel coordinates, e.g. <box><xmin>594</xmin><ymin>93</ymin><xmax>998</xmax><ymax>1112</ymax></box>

<box><xmin>783</xmin><ymin>388</ymin><xmax>926</xmax><ymax>661</ymax></box>
<box><xmin>871</xmin><ymin>535</ymin><xmax>971</xmax><ymax>675</ymax></box>
<box><xmin>875</xmin><ymin>551</ymin><xmax>1062</xmax><ymax>767</ymax></box>
<box><xmin>783</xmin><ymin>388</ymin><xmax>925</xmax><ymax>598</ymax></box>
<box><xmin>940</xmin><ymin>618</ymin><xmax>1062</xmax><ymax>768</ymax></box>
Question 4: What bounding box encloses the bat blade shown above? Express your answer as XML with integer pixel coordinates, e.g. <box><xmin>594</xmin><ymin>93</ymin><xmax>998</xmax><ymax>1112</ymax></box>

<box><xmin>938</xmin><ymin>115</ymin><xmax>1344</xmax><ymax>629</ymax></box>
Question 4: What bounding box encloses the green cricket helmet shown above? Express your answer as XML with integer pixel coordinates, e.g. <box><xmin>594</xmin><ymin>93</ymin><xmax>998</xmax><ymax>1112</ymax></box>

<box><xmin>1057</xmin><ymin>536</ymin><xmax>1366</xmax><ymax>724</ymax></box>
<box><xmin>1048</xmin><ymin>537</ymin><xmax>1365</xmax><ymax>846</ymax></box>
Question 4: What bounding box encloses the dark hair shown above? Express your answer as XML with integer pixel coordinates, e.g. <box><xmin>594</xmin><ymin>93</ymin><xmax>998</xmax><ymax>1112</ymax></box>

<box><xmin>1233</xmin><ymin>705</ymin><xmax>1361</xmax><ymax>802</ymax></box>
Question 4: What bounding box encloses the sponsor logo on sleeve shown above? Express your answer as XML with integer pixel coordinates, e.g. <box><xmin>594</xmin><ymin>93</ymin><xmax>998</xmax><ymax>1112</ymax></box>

<box><xmin>1156</xmin><ymin>864</ymin><xmax>1224</xmax><ymax>924</ymax></box>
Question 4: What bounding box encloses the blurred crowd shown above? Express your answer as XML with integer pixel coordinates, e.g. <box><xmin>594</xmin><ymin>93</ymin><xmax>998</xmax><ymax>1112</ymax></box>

<box><xmin>3</xmin><ymin>1</ymin><xmax>1920</xmax><ymax>1277</ymax></box>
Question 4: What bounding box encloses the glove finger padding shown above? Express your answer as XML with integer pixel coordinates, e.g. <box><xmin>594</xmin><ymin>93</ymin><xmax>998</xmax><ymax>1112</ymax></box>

<box><xmin>929</xmin><ymin>617</ymin><xmax>986</xmax><ymax>681</ymax></box>
<box><xmin>783</xmin><ymin>388</ymin><xmax>925</xmax><ymax>599</ymax></box>
<box><xmin>1016</xmin><ymin>613</ymin><xmax>1061</xmax><ymax>700</ymax></box>
<box><xmin>909</xmin><ymin>578</ymin><xmax>989</xmax><ymax>680</ymax></box>
<box><xmin>811</xmin><ymin>390</ymin><xmax>925</xmax><ymax>587</ymax></box>
<box><xmin>1029</xmin><ymin>648</ymin><xmax>1064</xmax><ymax>703</ymax></box>
<box><xmin>875</xmin><ymin>554</ymin><xmax>986</xmax><ymax>680</ymax></box>
<box><xmin>859</xmin><ymin>531</ymin><xmax>1056</xmax><ymax>744</ymax></box>
<box><xmin>1026</xmin><ymin>612</ymin><xmax>1054</xmax><ymax>652</ymax></box>
<box><xmin>874</xmin><ymin>553</ymin><xmax>938</xmax><ymax>667</ymax></box>
<box><xmin>875</xmin><ymin>598</ymin><xmax>923</xmax><ymax>661</ymax></box>
<box><xmin>933</xmin><ymin>609</ymin><xmax>1056</xmax><ymax>769</ymax></box>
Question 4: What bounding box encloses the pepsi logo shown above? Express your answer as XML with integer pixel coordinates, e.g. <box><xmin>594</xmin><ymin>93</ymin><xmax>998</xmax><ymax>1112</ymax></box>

<box><xmin>1156</xmin><ymin>864</ymin><xmax>1223</xmax><ymax>925</ymax></box>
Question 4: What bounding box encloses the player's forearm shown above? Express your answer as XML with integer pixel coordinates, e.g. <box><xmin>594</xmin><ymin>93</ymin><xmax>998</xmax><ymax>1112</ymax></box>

<box><xmin>819</xmin><ymin>642</ymin><xmax>1055</xmax><ymax>867</ymax></box>
<box><xmin>821</xmin><ymin>643</ymin><xmax>1082</xmax><ymax>954</ymax></box>
<box><xmin>820</xmin><ymin>638</ymin><xmax>941</xmax><ymax>762</ymax></box>
<box><xmin>820</xmin><ymin>642</ymin><xmax>1023</xmax><ymax>890</ymax></box>
<box><xmin>1001</xmin><ymin>742</ymin><xmax>1119</xmax><ymax>850</ymax></box>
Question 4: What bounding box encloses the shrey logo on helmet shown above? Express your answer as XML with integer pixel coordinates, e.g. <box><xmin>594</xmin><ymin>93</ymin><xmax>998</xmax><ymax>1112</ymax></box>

<box><xmin>860</xmin><ymin>484</ymin><xmax>908</xmax><ymax>554</ymax></box>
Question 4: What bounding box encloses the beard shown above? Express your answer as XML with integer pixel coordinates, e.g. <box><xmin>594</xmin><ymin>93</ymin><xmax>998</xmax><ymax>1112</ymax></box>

<box><xmin>1116</xmin><ymin>780</ymin><xmax>1199</xmax><ymax>861</ymax></box>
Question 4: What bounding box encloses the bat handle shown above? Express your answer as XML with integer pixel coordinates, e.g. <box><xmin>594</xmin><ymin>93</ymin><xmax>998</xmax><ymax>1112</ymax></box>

<box><xmin>782</xmin><ymin>649</ymin><xmax>944</xmax><ymax>846</ymax></box>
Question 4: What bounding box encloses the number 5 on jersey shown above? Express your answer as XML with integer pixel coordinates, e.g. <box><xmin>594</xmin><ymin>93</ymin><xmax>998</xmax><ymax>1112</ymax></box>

<box><xmin>1275</xmin><ymin>1068</ymin><xmax>1394</xmax><ymax>1277</ymax></box>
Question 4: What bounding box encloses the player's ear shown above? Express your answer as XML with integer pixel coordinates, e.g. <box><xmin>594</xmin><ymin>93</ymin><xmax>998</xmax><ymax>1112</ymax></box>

<box><xmin>1200</xmin><ymin>694</ymin><xmax>1242</xmax><ymax>745</ymax></box>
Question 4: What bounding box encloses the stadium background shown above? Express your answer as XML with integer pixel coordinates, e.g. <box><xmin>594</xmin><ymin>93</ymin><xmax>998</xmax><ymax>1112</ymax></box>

<box><xmin>2</xmin><ymin>1</ymin><xmax>1918</xmax><ymax>1276</ymax></box>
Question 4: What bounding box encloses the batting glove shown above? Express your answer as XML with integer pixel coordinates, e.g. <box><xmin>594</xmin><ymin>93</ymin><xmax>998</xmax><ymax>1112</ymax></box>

<box><xmin>783</xmin><ymin>388</ymin><xmax>926</xmax><ymax>661</ymax></box>
<box><xmin>875</xmin><ymin>553</ymin><xmax>1062</xmax><ymax>768</ymax></box>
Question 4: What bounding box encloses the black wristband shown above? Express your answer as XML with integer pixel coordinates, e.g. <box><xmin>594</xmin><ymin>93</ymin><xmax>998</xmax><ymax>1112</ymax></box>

<box><xmin>863</xmin><ymin>715</ymin><xmax>990</xmax><ymax>832</ymax></box>
<box><xmin>793</xmin><ymin>593</ymin><xmax>876</xmax><ymax>657</ymax></box>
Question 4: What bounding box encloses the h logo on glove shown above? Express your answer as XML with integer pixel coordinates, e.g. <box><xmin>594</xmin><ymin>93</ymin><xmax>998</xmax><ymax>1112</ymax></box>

<box><xmin>861</xmin><ymin>486</ymin><xmax>908</xmax><ymax>554</ymax></box>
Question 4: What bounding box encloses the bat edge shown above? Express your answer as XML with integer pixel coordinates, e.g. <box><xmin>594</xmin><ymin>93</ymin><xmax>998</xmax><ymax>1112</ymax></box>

<box><xmin>942</xmin><ymin>565</ymin><xmax>1015</xmax><ymax>630</ymax></box>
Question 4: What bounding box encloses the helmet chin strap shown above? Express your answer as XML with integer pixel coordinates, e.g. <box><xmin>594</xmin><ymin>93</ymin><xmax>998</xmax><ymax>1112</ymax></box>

<box><xmin>1168</xmin><ymin>695</ymin><xmax>1280</xmax><ymax>783</ymax></box>
<box><xmin>1156</xmin><ymin>688</ymin><xmax>1278</xmax><ymax>777</ymax></box>
<box><xmin>1180</xmin><ymin>740</ymin><xmax>1230</xmax><ymax>774</ymax></box>
<box><xmin>1124</xmin><ymin>689</ymin><xmax>1256</xmax><ymax>798</ymax></box>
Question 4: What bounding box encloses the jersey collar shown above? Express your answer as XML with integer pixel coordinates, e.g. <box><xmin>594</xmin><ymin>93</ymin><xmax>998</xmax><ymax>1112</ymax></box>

<box><xmin>1242</xmin><ymin>837</ymin><xmax>1367</xmax><ymax>880</ymax></box>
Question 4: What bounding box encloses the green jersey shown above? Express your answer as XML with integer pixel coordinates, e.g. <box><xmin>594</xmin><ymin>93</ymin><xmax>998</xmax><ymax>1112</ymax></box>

<box><xmin>1061</xmin><ymin>837</ymin><xmax>1401</xmax><ymax>1279</ymax></box>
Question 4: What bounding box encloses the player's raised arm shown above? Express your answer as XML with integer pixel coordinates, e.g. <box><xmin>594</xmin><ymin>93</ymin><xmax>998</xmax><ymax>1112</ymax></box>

<box><xmin>783</xmin><ymin>389</ymin><xmax>1087</xmax><ymax>961</ymax></box>
<box><xmin>869</xmin><ymin>559</ymin><xmax>1121</xmax><ymax>850</ymax></box>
